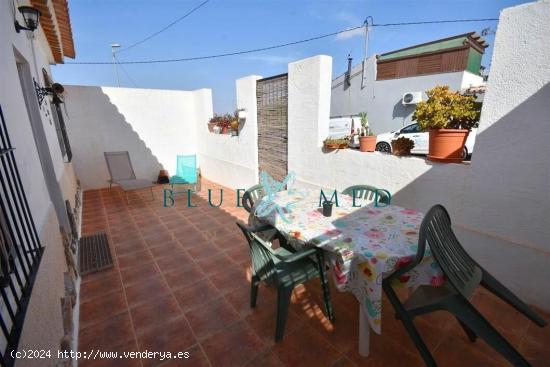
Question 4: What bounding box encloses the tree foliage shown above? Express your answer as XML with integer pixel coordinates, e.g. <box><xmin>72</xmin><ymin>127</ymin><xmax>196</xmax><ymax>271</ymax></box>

<box><xmin>412</xmin><ymin>85</ymin><xmax>481</xmax><ymax>130</ymax></box>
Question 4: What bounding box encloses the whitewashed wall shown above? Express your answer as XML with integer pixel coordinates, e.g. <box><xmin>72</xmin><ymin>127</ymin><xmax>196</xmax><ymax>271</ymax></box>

<box><xmin>63</xmin><ymin>86</ymin><xmax>210</xmax><ymax>189</ymax></box>
<box><xmin>0</xmin><ymin>1</ymin><xmax>78</xmax><ymax>364</ymax></box>
<box><xmin>197</xmin><ymin>75</ymin><xmax>261</xmax><ymax>190</ymax></box>
<box><xmin>287</xmin><ymin>0</ymin><xmax>550</xmax><ymax>311</ymax></box>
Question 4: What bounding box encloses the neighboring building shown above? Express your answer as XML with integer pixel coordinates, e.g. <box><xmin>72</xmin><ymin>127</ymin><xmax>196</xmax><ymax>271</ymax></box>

<box><xmin>331</xmin><ymin>32</ymin><xmax>488</xmax><ymax>134</ymax></box>
<box><xmin>0</xmin><ymin>1</ymin><xmax>80</xmax><ymax>366</ymax></box>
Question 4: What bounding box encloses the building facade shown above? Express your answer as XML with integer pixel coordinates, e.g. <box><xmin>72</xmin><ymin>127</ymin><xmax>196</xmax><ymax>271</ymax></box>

<box><xmin>330</xmin><ymin>33</ymin><xmax>487</xmax><ymax>134</ymax></box>
<box><xmin>0</xmin><ymin>1</ymin><xmax>79</xmax><ymax>366</ymax></box>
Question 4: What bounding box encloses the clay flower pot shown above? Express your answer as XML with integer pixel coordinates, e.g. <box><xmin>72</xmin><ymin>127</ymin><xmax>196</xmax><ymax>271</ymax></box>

<box><xmin>359</xmin><ymin>136</ymin><xmax>376</xmax><ymax>152</ymax></box>
<box><xmin>427</xmin><ymin>128</ymin><xmax>469</xmax><ymax>163</ymax></box>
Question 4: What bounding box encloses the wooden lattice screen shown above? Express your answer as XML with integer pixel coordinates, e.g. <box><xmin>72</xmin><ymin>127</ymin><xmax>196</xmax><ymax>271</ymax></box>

<box><xmin>256</xmin><ymin>74</ymin><xmax>288</xmax><ymax>182</ymax></box>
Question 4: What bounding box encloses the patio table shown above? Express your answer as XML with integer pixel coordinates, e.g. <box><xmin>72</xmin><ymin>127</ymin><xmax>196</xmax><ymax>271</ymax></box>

<box><xmin>252</xmin><ymin>188</ymin><xmax>443</xmax><ymax>356</ymax></box>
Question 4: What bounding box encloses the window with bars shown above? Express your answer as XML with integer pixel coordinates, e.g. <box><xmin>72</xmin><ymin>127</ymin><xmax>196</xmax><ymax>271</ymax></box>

<box><xmin>0</xmin><ymin>105</ymin><xmax>43</xmax><ymax>367</ymax></box>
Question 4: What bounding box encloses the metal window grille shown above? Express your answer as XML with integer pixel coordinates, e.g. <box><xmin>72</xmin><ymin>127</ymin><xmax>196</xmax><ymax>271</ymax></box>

<box><xmin>0</xmin><ymin>105</ymin><xmax>44</xmax><ymax>367</ymax></box>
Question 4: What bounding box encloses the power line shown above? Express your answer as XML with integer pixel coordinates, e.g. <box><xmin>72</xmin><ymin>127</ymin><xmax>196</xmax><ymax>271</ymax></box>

<box><xmin>116</xmin><ymin>0</ymin><xmax>210</xmax><ymax>54</ymax></box>
<box><xmin>372</xmin><ymin>18</ymin><xmax>498</xmax><ymax>27</ymax></box>
<box><xmin>66</xmin><ymin>18</ymin><xmax>498</xmax><ymax>66</ymax></box>
<box><xmin>114</xmin><ymin>56</ymin><xmax>138</xmax><ymax>87</ymax></box>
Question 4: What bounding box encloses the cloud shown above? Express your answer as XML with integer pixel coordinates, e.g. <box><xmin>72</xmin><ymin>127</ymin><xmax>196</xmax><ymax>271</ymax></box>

<box><xmin>336</xmin><ymin>26</ymin><xmax>366</xmax><ymax>41</ymax></box>
<box><xmin>332</xmin><ymin>11</ymin><xmax>365</xmax><ymax>41</ymax></box>
<box><xmin>245</xmin><ymin>54</ymin><xmax>297</xmax><ymax>65</ymax></box>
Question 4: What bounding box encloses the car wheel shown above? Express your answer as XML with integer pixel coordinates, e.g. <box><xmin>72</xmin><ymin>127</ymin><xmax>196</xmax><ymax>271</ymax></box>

<box><xmin>462</xmin><ymin>147</ymin><xmax>469</xmax><ymax>160</ymax></box>
<box><xmin>376</xmin><ymin>142</ymin><xmax>391</xmax><ymax>153</ymax></box>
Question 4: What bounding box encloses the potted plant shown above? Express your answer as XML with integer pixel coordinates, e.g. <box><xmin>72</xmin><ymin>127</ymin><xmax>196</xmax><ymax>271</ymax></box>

<box><xmin>358</xmin><ymin>112</ymin><xmax>376</xmax><ymax>152</ymax></box>
<box><xmin>412</xmin><ymin>85</ymin><xmax>480</xmax><ymax>163</ymax></box>
<box><xmin>208</xmin><ymin>114</ymin><xmax>221</xmax><ymax>132</ymax></box>
<box><xmin>323</xmin><ymin>137</ymin><xmax>349</xmax><ymax>150</ymax></box>
<box><xmin>391</xmin><ymin>137</ymin><xmax>415</xmax><ymax>156</ymax></box>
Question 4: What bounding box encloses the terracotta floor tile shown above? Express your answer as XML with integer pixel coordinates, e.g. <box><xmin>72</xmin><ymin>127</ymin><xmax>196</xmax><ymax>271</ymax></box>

<box><xmin>431</xmin><ymin>335</ymin><xmax>504</xmax><ymax>367</ymax></box>
<box><xmin>148</xmin><ymin>241</ymin><xmax>185</xmax><ymax>260</ymax></box>
<box><xmin>120</xmin><ymin>262</ymin><xmax>160</xmax><ymax>287</ymax></box>
<box><xmin>137</xmin><ymin>317</ymin><xmax>196</xmax><ymax>367</ymax></box>
<box><xmin>115</xmin><ymin>240</ymin><xmax>148</xmax><ymax>257</ymax></box>
<box><xmin>156</xmin><ymin>344</ymin><xmax>210</xmax><ymax>367</ymax></box>
<box><xmin>79</xmin><ymin>184</ymin><xmax>548</xmax><ymax>367</ymax></box>
<box><xmin>331</xmin><ymin>356</ymin><xmax>357</xmax><ymax>367</ymax></box>
<box><xmin>195</xmin><ymin>253</ymin><xmax>233</xmax><ymax>275</ymax></box>
<box><xmin>163</xmin><ymin>265</ymin><xmax>206</xmax><ymax>290</ymax></box>
<box><xmin>79</xmin><ymin>339</ymin><xmax>141</xmax><ymax>367</ymax></box>
<box><xmin>80</xmin><ymin>291</ymin><xmax>128</xmax><ymax>329</ymax></box>
<box><xmin>185</xmin><ymin>243</ymin><xmax>219</xmax><ymax>261</ymax></box>
<box><xmin>79</xmin><ymin>312</ymin><xmax>135</xmax><ymax>352</ymax></box>
<box><xmin>519</xmin><ymin>337</ymin><xmax>550</xmax><ymax>366</ymax></box>
<box><xmin>117</xmin><ymin>250</ymin><xmax>155</xmax><ymax>270</ymax></box>
<box><xmin>201</xmin><ymin>321</ymin><xmax>266</xmax><ymax>367</ymax></box>
<box><xmin>224</xmin><ymin>245</ymin><xmax>250</xmax><ymax>264</ymax></box>
<box><xmin>245</xmin><ymin>304</ymin><xmax>303</xmax><ymax>347</ymax></box>
<box><xmin>124</xmin><ymin>274</ymin><xmax>171</xmax><ymax>307</ymax></box>
<box><xmin>130</xmin><ymin>295</ymin><xmax>182</xmax><ymax>334</ymax></box>
<box><xmin>272</xmin><ymin>325</ymin><xmax>341</xmax><ymax>367</ymax></box>
<box><xmin>80</xmin><ymin>272</ymin><xmax>123</xmax><ymax>302</ymax></box>
<box><xmin>111</xmin><ymin>231</ymin><xmax>142</xmax><ymax>245</ymax></box>
<box><xmin>244</xmin><ymin>350</ymin><xmax>284</xmax><ymax>367</ymax></box>
<box><xmin>224</xmin><ymin>285</ymin><xmax>277</xmax><ymax>318</ymax></box>
<box><xmin>306</xmin><ymin>303</ymin><xmax>358</xmax><ymax>353</ymax></box>
<box><xmin>472</xmin><ymin>291</ymin><xmax>529</xmax><ymax>345</ymax></box>
<box><xmin>143</xmin><ymin>232</ymin><xmax>175</xmax><ymax>246</ymax></box>
<box><xmin>346</xmin><ymin>335</ymin><xmax>423</xmax><ymax>367</ymax></box>
<box><xmin>185</xmin><ymin>298</ymin><xmax>241</xmax><ymax>339</ymax></box>
<box><xmin>155</xmin><ymin>253</ymin><xmax>194</xmax><ymax>273</ymax></box>
<box><xmin>209</xmin><ymin>268</ymin><xmax>249</xmax><ymax>295</ymax></box>
<box><xmin>173</xmin><ymin>279</ymin><xmax>222</xmax><ymax>312</ymax></box>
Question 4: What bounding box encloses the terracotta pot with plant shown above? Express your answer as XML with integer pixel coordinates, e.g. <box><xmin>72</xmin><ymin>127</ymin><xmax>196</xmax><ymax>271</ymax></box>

<box><xmin>391</xmin><ymin>137</ymin><xmax>415</xmax><ymax>156</ymax></box>
<box><xmin>358</xmin><ymin>112</ymin><xmax>376</xmax><ymax>152</ymax></box>
<box><xmin>413</xmin><ymin>85</ymin><xmax>480</xmax><ymax>163</ymax></box>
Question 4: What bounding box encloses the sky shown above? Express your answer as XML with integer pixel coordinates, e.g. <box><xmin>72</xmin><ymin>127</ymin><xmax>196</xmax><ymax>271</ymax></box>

<box><xmin>52</xmin><ymin>0</ymin><xmax>530</xmax><ymax>114</ymax></box>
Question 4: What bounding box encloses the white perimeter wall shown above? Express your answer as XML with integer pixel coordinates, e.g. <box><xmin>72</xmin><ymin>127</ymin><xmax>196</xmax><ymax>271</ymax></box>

<box><xmin>63</xmin><ymin>86</ymin><xmax>211</xmax><ymax>189</ymax></box>
<box><xmin>196</xmin><ymin>75</ymin><xmax>261</xmax><ymax>190</ymax></box>
<box><xmin>288</xmin><ymin>0</ymin><xmax>550</xmax><ymax>309</ymax></box>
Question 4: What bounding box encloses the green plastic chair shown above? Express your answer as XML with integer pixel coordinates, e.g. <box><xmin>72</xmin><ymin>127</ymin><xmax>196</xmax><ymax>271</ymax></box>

<box><xmin>342</xmin><ymin>185</ymin><xmax>392</xmax><ymax>207</ymax></box>
<box><xmin>241</xmin><ymin>184</ymin><xmax>265</xmax><ymax>213</ymax></box>
<box><xmin>236</xmin><ymin>222</ymin><xmax>335</xmax><ymax>342</ymax></box>
<box><xmin>383</xmin><ymin>205</ymin><xmax>547</xmax><ymax>367</ymax></box>
<box><xmin>170</xmin><ymin>155</ymin><xmax>198</xmax><ymax>192</ymax></box>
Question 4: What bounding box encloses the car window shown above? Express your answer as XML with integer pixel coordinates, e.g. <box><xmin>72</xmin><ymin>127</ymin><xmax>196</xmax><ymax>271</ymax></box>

<box><xmin>401</xmin><ymin>124</ymin><xmax>419</xmax><ymax>134</ymax></box>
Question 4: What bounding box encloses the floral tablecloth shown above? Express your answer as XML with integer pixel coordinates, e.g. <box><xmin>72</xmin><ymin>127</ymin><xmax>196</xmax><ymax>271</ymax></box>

<box><xmin>254</xmin><ymin>188</ymin><xmax>443</xmax><ymax>333</ymax></box>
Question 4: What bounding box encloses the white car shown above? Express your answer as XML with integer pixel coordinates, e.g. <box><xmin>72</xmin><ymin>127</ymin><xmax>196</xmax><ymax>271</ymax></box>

<box><xmin>375</xmin><ymin>123</ymin><xmax>477</xmax><ymax>159</ymax></box>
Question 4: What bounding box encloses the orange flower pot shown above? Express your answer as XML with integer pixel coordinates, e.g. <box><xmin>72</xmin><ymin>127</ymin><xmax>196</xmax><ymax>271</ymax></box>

<box><xmin>427</xmin><ymin>128</ymin><xmax>469</xmax><ymax>163</ymax></box>
<box><xmin>359</xmin><ymin>136</ymin><xmax>377</xmax><ymax>152</ymax></box>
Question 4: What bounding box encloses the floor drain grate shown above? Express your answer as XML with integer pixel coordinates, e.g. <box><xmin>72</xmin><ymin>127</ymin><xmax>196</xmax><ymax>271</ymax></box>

<box><xmin>79</xmin><ymin>232</ymin><xmax>113</xmax><ymax>275</ymax></box>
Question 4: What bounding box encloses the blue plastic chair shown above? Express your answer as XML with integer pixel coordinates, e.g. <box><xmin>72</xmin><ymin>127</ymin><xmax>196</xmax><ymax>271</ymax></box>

<box><xmin>170</xmin><ymin>155</ymin><xmax>198</xmax><ymax>192</ymax></box>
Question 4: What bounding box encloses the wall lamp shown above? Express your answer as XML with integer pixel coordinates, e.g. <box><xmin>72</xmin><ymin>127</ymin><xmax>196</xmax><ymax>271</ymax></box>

<box><xmin>14</xmin><ymin>6</ymin><xmax>41</xmax><ymax>33</ymax></box>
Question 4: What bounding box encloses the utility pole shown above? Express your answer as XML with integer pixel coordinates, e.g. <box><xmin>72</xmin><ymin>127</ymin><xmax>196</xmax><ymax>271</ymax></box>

<box><xmin>111</xmin><ymin>44</ymin><xmax>121</xmax><ymax>87</ymax></box>
<box><xmin>361</xmin><ymin>16</ymin><xmax>373</xmax><ymax>89</ymax></box>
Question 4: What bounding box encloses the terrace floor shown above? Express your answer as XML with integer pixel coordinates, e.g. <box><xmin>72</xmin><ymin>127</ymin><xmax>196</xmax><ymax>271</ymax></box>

<box><xmin>78</xmin><ymin>179</ymin><xmax>549</xmax><ymax>367</ymax></box>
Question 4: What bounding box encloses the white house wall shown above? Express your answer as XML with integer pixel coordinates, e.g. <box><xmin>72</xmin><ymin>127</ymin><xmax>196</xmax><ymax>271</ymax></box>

<box><xmin>196</xmin><ymin>76</ymin><xmax>261</xmax><ymax>190</ymax></box>
<box><xmin>1</xmin><ymin>1</ymin><xmax>76</xmax><ymax>364</ymax></box>
<box><xmin>330</xmin><ymin>57</ymin><xmax>484</xmax><ymax>134</ymax></box>
<box><xmin>63</xmin><ymin>86</ymin><xmax>208</xmax><ymax>189</ymax></box>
